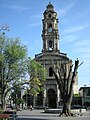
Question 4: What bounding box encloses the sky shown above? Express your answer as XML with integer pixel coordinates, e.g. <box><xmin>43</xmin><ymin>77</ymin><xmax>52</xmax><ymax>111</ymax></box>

<box><xmin>0</xmin><ymin>0</ymin><xmax>90</xmax><ymax>88</ymax></box>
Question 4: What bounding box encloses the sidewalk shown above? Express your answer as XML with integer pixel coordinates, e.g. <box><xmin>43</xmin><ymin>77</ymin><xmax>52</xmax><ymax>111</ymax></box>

<box><xmin>17</xmin><ymin>109</ymin><xmax>90</xmax><ymax>120</ymax></box>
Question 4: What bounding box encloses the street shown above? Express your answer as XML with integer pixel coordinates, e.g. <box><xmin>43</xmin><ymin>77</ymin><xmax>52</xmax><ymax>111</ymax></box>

<box><xmin>15</xmin><ymin>109</ymin><xmax>90</xmax><ymax>120</ymax></box>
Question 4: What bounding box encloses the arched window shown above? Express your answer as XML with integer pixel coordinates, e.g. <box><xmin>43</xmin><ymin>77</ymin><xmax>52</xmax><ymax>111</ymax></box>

<box><xmin>48</xmin><ymin>89</ymin><xmax>55</xmax><ymax>96</ymax></box>
<box><xmin>47</xmin><ymin>88</ymin><xmax>57</xmax><ymax>108</ymax></box>
<box><xmin>49</xmin><ymin>40</ymin><xmax>53</xmax><ymax>50</ymax></box>
<box><xmin>48</xmin><ymin>23</ymin><xmax>52</xmax><ymax>32</ymax></box>
<box><xmin>49</xmin><ymin>67</ymin><xmax>53</xmax><ymax>77</ymax></box>
<box><xmin>48</xmin><ymin>14</ymin><xmax>51</xmax><ymax>18</ymax></box>
<box><xmin>49</xmin><ymin>40</ymin><xmax>52</xmax><ymax>48</ymax></box>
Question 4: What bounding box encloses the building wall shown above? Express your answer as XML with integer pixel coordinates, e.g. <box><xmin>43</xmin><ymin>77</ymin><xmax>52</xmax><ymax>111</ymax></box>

<box><xmin>79</xmin><ymin>87</ymin><xmax>90</xmax><ymax>106</ymax></box>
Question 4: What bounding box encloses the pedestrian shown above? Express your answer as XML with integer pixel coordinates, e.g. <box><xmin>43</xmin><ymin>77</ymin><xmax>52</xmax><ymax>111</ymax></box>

<box><xmin>30</xmin><ymin>105</ymin><xmax>32</xmax><ymax>111</ymax></box>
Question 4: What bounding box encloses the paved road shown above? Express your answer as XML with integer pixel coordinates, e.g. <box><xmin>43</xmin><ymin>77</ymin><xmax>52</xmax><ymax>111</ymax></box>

<box><xmin>16</xmin><ymin>109</ymin><xmax>90</xmax><ymax>120</ymax></box>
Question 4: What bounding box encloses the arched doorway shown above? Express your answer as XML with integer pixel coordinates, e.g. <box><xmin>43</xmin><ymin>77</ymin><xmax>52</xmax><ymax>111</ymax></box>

<box><xmin>36</xmin><ymin>91</ymin><xmax>43</xmax><ymax>106</ymax></box>
<box><xmin>47</xmin><ymin>89</ymin><xmax>57</xmax><ymax>108</ymax></box>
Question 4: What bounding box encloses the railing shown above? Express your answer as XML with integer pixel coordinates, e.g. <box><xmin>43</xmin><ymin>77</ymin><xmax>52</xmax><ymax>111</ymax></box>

<box><xmin>35</xmin><ymin>51</ymin><xmax>67</xmax><ymax>58</ymax></box>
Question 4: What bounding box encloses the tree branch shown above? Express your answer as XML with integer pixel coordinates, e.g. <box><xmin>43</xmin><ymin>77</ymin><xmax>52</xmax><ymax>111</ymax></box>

<box><xmin>69</xmin><ymin>59</ymin><xmax>79</xmax><ymax>96</ymax></box>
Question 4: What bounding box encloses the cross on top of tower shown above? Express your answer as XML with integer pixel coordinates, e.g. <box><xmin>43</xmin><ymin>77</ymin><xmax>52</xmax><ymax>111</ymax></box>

<box><xmin>46</xmin><ymin>2</ymin><xmax>54</xmax><ymax>10</ymax></box>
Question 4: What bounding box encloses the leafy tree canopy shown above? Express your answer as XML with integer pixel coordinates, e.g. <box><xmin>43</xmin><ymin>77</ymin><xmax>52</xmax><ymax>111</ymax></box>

<box><xmin>27</xmin><ymin>58</ymin><xmax>47</xmax><ymax>96</ymax></box>
<box><xmin>0</xmin><ymin>33</ymin><xmax>27</xmax><ymax>109</ymax></box>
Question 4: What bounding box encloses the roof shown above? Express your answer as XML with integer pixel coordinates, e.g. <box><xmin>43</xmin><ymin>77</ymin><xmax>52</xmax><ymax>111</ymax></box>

<box><xmin>79</xmin><ymin>87</ymin><xmax>90</xmax><ymax>91</ymax></box>
<box><xmin>46</xmin><ymin>2</ymin><xmax>54</xmax><ymax>10</ymax></box>
<box><xmin>34</xmin><ymin>51</ymin><xmax>72</xmax><ymax>63</ymax></box>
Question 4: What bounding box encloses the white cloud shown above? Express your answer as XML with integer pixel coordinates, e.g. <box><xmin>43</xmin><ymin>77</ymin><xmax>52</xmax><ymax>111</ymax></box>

<box><xmin>75</xmin><ymin>46</ymin><xmax>90</xmax><ymax>53</ymax></box>
<box><xmin>75</xmin><ymin>10</ymin><xmax>90</xmax><ymax>19</ymax></box>
<box><xmin>82</xmin><ymin>53</ymin><xmax>90</xmax><ymax>58</ymax></box>
<box><xmin>79</xmin><ymin>60</ymin><xmax>90</xmax><ymax>72</ymax></box>
<box><xmin>75</xmin><ymin>40</ymin><xmax>90</xmax><ymax>47</ymax></box>
<box><xmin>58</xmin><ymin>10</ymin><xmax>64</xmax><ymax>16</ymax></box>
<box><xmin>62</xmin><ymin>24</ymin><xmax>90</xmax><ymax>35</ymax></box>
<box><xmin>28</xmin><ymin>14</ymin><xmax>42</xmax><ymax>27</ymax></box>
<box><xmin>3</xmin><ymin>4</ymin><xmax>31</xmax><ymax>12</ymax></box>
<box><xmin>74</xmin><ymin>39</ymin><xmax>90</xmax><ymax>54</ymax></box>
<box><xmin>28</xmin><ymin>22</ymin><xmax>41</xmax><ymax>27</ymax></box>
<box><xmin>28</xmin><ymin>38</ymin><xmax>42</xmax><ymax>58</ymax></box>
<box><xmin>61</xmin><ymin>34</ymin><xmax>78</xmax><ymax>44</ymax></box>
<box><xmin>28</xmin><ymin>23</ymin><xmax>41</xmax><ymax>27</ymax></box>
<box><xmin>57</xmin><ymin>2</ymin><xmax>76</xmax><ymax>16</ymax></box>
<box><xmin>30</xmin><ymin>14</ymin><xmax>42</xmax><ymax>19</ymax></box>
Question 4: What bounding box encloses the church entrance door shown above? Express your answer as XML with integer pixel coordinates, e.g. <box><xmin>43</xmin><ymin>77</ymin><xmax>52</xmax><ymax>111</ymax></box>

<box><xmin>47</xmin><ymin>89</ymin><xmax>57</xmax><ymax>108</ymax></box>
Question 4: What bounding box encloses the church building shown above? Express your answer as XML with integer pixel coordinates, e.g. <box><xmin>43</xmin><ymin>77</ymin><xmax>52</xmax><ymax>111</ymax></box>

<box><xmin>34</xmin><ymin>2</ymin><xmax>78</xmax><ymax>108</ymax></box>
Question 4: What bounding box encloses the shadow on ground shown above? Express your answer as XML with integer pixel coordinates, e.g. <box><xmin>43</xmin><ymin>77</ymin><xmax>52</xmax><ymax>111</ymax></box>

<box><xmin>16</xmin><ymin>118</ymin><xmax>48</xmax><ymax>120</ymax></box>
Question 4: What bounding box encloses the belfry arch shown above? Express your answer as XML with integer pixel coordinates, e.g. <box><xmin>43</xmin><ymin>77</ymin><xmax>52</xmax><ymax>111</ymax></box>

<box><xmin>48</xmin><ymin>23</ymin><xmax>52</xmax><ymax>32</ymax></box>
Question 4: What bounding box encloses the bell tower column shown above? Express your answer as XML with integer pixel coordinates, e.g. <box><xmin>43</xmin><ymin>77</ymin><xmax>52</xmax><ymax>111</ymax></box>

<box><xmin>42</xmin><ymin>2</ymin><xmax>59</xmax><ymax>53</ymax></box>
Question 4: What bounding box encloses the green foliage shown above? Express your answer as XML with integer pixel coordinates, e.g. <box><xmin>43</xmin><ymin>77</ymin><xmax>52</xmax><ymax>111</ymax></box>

<box><xmin>4</xmin><ymin>38</ymin><xmax>26</xmax><ymax>62</ymax></box>
<box><xmin>16</xmin><ymin>98</ymin><xmax>25</xmax><ymax>105</ymax></box>
<box><xmin>0</xmin><ymin>34</ymin><xmax>27</xmax><ymax>109</ymax></box>
<box><xmin>27</xmin><ymin>58</ymin><xmax>47</xmax><ymax>96</ymax></box>
<box><xmin>73</xmin><ymin>94</ymin><xmax>79</xmax><ymax>97</ymax></box>
<box><xmin>0</xmin><ymin>109</ymin><xmax>4</xmax><ymax>113</ymax></box>
<box><xmin>84</xmin><ymin>100</ymin><xmax>90</xmax><ymax>102</ymax></box>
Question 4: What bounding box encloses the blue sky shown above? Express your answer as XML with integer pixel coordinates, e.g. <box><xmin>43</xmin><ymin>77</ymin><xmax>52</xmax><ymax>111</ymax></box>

<box><xmin>0</xmin><ymin>0</ymin><xmax>90</xmax><ymax>88</ymax></box>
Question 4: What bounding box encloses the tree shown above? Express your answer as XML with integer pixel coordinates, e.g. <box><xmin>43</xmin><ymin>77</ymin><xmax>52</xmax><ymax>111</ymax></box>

<box><xmin>11</xmin><ymin>85</ymin><xmax>25</xmax><ymax>108</ymax></box>
<box><xmin>0</xmin><ymin>34</ymin><xmax>27</xmax><ymax>110</ymax></box>
<box><xmin>27</xmin><ymin>58</ymin><xmax>47</xmax><ymax>107</ymax></box>
<box><xmin>53</xmin><ymin>59</ymin><xmax>79</xmax><ymax>116</ymax></box>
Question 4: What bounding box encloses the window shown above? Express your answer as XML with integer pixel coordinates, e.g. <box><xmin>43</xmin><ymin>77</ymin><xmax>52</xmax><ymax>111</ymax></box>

<box><xmin>48</xmin><ymin>23</ymin><xmax>52</xmax><ymax>32</ymax></box>
<box><xmin>48</xmin><ymin>14</ymin><xmax>51</xmax><ymax>18</ymax></box>
<box><xmin>49</xmin><ymin>40</ymin><xmax>53</xmax><ymax>50</ymax></box>
<box><xmin>49</xmin><ymin>67</ymin><xmax>53</xmax><ymax>77</ymax></box>
<box><xmin>49</xmin><ymin>41</ymin><xmax>52</xmax><ymax>48</ymax></box>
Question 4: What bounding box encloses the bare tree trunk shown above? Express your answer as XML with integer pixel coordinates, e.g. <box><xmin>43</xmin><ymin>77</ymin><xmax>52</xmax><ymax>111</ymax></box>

<box><xmin>1</xmin><ymin>94</ymin><xmax>6</xmax><ymax>110</ymax></box>
<box><xmin>33</xmin><ymin>95</ymin><xmax>35</xmax><ymax>108</ymax></box>
<box><xmin>61</xmin><ymin>102</ymin><xmax>71</xmax><ymax>116</ymax></box>
<box><xmin>60</xmin><ymin>94</ymin><xmax>73</xmax><ymax>116</ymax></box>
<box><xmin>53</xmin><ymin>59</ymin><xmax>79</xmax><ymax>117</ymax></box>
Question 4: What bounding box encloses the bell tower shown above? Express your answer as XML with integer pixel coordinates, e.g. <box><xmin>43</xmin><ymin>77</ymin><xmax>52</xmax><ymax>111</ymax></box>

<box><xmin>42</xmin><ymin>2</ymin><xmax>59</xmax><ymax>52</ymax></box>
<box><xmin>35</xmin><ymin>3</ymin><xmax>78</xmax><ymax>108</ymax></box>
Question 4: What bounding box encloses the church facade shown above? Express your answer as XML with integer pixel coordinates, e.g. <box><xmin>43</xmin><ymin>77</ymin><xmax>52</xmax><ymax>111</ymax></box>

<box><xmin>34</xmin><ymin>2</ymin><xmax>78</xmax><ymax>108</ymax></box>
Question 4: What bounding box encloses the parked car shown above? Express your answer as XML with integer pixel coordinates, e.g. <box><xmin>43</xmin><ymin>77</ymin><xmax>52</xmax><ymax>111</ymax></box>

<box><xmin>71</xmin><ymin>105</ymin><xmax>85</xmax><ymax>109</ymax></box>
